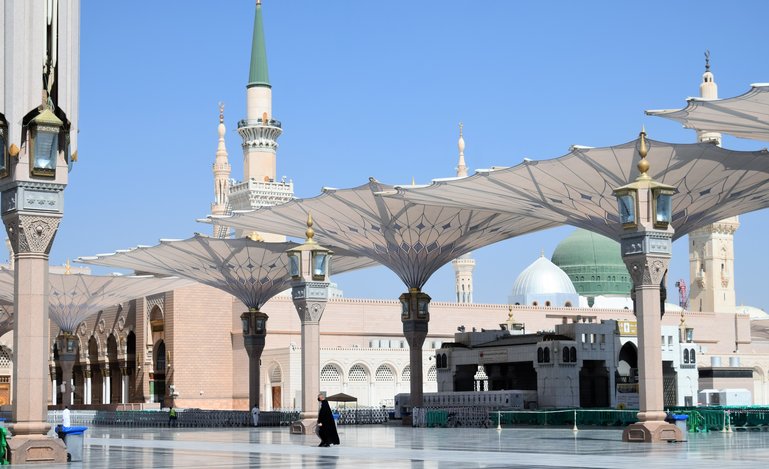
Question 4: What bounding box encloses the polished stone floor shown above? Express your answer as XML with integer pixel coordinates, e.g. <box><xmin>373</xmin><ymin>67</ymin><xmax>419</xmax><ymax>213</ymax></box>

<box><xmin>33</xmin><ymin>425</ymin><xmax>769</xmax><ymax>468</ymax></box>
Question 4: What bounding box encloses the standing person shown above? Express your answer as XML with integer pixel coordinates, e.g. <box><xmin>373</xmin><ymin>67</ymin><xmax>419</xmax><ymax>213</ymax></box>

<box><xmin>251</xmin><ymin>403</ymin><xmax>260</xmax><ymax>427</ymax></box>
<box><xmin>316</xmin><ymin>393</ymin><xmax>339</xmax><ymax>447</ymax></box>
<box><xmin>62</xmin><ymin>406</ymin><xmax>71</xmax><ymax>429</ymax></box>
<box><xmin>169</xmin><ymin>406</ymin><xmax>178</xmax><ymax>427</ymax></box>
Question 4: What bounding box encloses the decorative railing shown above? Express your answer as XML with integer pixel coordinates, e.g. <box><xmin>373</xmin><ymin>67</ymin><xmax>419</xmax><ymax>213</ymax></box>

<box><xmin>237</xmin><ymin>118</ymin><xmax>282</xmax><ymax>129</ymax></box>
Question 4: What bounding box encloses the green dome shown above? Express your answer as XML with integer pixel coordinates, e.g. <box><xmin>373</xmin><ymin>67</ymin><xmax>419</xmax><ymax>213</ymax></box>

<box><xmin>551</xmin><ymin>229</ymin><xmax>631</xmax><ymax>297</ymax></box>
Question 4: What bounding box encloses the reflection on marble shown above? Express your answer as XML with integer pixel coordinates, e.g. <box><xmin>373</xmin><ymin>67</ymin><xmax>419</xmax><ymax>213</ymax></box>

<box><xmin>32</xmin><ymin>425</ymin><xmax>769</xmax><ymax>468</ymax></box>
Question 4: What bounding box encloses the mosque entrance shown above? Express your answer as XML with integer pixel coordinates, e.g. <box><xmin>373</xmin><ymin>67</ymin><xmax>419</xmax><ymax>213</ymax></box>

<box><xmin>662</xmin><ymin>361</ymin><xmax>677</xmax><ymax>407</ymax></box>
<box><xmin>579</xmin><ymin>360</ymin><xmax>610</xmax><ymax>407</ymax></box>
<box><xmin>0</xmin><ymin>377</ymin><xmax>9</xmax><ymax>405</ymax></box>
<box><xmin>272</xmin><ymin>386</ymin><xmax>281</xmax><ymax>408</ymax></box>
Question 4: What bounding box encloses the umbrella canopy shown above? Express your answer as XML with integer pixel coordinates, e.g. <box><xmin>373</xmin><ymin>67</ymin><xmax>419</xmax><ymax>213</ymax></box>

<box><xmin>78</xmin><ymin>235</ymin><xmax>375</xmax><ymax>310</ymax></box>
<box><xmin>0</xmin><ymin>268</ymin><xmax>192</xmax><ymax>333</ymax></box>
<box><xmin>647</xmin><ymin>84</ymin><xmax>769</xmax><ymax>142</ymax></box>
<box><xmin>325</xmin><ymin>392</ymin><xmax>357</xmax><ymax>402</ymax></box>
<box><xmin>209</xmin><ymin>179</ymin><xmax>559</xmax><ymax>290</ymax></box>
<box><xmin>382</xmin><ymin>136</ymin><xmax>769</xmax><ymax>242</ymax></box>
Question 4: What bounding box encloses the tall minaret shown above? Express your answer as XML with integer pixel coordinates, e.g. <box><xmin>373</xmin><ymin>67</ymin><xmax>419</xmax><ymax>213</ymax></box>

<box><xmin>451</xmin><ymin>123</ymin><xmax>476</xmax><ymax>303</ymax></box>
<box><xmin>211</xmin><ymin>103</ymin><xmax>232</xmax><ymax>238</ymax></box>
<box><xmin>229</xmin><ymin>0</ymin><xmax>293</xmax><ymax>241</ymax></box>
<box><xmin>688</xmin><ymin>52</ymin><xmax>739</xmax><ymax>313</ymax></box>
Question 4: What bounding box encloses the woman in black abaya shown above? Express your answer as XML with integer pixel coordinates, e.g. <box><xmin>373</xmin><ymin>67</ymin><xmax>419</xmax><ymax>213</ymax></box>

<box><xmin>316</xmin><ymin>393</ymin><xmax>340</xmax><ymax>447</ymax></box>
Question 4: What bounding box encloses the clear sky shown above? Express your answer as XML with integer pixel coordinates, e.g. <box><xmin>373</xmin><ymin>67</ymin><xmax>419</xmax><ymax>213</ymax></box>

<box><xmin>54</xmin><ymin>1</ymin><xmax>769</xmax><ymax>311</ymax></box>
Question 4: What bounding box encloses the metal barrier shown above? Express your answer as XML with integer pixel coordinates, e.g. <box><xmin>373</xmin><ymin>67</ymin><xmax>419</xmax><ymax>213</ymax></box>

<box><xmin>335</xmin><ymin>408</ymin><xmax>389</xmax><ymax>425</ymax></box>
<box><xmin>45</xmin><ymin>409</ymin><xmax>299</xmax><ymax>428</ymax></box>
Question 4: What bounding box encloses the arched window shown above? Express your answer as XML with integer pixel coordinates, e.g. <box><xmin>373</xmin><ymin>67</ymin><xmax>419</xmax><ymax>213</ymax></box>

<box><xmin>570</xmin><ymin>347</ymin><xmax>577</xmax><ymax>363</ymax></box>
<box><xmin>562</xmin><ymin>347</ymin><xmax>570</xmax><ymax>363</ymax></box>
<box><xmin>375</xmin><ymin>365</ymin><xmax>395</xmax><ymax>382</ymax></box>
<box><xmin>543</xmin><ymin>347</ymin><xmax>550</xmax><ymax>363</ymax></box>
<box><xmin>532</xmin><ymin>301</ymin><xmax>538</xmax><ymax>307</ymax></box>
<box><xmin>441</xmin><ymin>353</ymin><xmax>447</xmax><ymax>368</ymax></box>
<box><xmin>545</xmin><ymin>301</ymin><xmax>551</xmax><ymax>307</ymax></box>
<box><xmin>537</xmin><ymin>347</ymin><xmax>543</xmax><ymax>363</ymax></box>
<box><xmin>401</xmin><ymin>366</ymin><xmax>411</xmax><ymax>382</ymax></box>
<box><xmin>683</xmin><ymin>349</ymin><xmax>689</xmax><ymax>364</ymax></box>
<box><xmin>320</xmin><ymin>364</ymin><xmax>341</xmax><ymax>383</ymax></box>
<box><xmin>348</xmin><ymin>364</ymin><xmax>368</xmax><ymax>383</ymax></box>
<box><xmin>690</xmin><ymin>349</ymin><xmax>696</xmax><ymax>364</ymax></box>
<box><xmin>270</xmin><ymin>365</ymin><xmax>283</xmax><ymax>383</ymax></box>
<box><xmin>564</xmin><ymin>301</ymin><xmax>572</xmax><ymax>307</ymax></box>
<box><xmin>427</xmin><ymin>366</ymin><xmax>437</xmax><ymax>382</ymax></box>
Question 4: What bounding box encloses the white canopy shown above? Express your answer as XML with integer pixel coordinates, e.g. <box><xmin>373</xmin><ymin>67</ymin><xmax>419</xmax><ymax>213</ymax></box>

<box><xmin>381</xmin><ymin>136</ymin><xmax>769</xmax><ymax>241</ymax></box>
<box><xmin>0</xmin><ymin>268</ymin><xmax>192</xmax><ymax>333</ymax></box>
<box><xmin>647</xmin><ymin>84</ymin><xmax>769</xmax><ymax>142</ymax></box>
<box><xmin>209</xmin><ymin>179</ymin><xmax>559</xmax><ymax>289</ymax></box>
<box><xmin>78</xmin><ymin>235</ymin><xmax>374</xmax><ymax>310</ymax></box>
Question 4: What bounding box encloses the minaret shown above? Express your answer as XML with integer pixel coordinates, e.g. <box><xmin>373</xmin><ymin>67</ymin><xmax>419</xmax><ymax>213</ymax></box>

<box><xmin>451</xmin><ymin>123</ymin><xmax>476</xmax><ymax>303</ymax></box>
<box><xmin>688</xmin><ymin>52</ymin><xmax>739</xmax><ymax>313</ymax></box>
<box><xmin>229</xmin><ymin>0</ymin><xmax>293</xmax><ymax>241</ymax></box>
<box><xmin>211</xmin><ymin>103</ymin><xmax>232</xmax><ymax>238</ymax></box>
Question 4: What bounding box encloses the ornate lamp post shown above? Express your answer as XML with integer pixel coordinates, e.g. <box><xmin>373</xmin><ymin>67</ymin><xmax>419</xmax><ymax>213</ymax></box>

<box><xmin>241</xmin><ymin>307</ymin><xmax>268</xmax><ymax>410</ymax></box>
<box><xmin>614</xmin><ymin>129</ymin><xmax>683</xmax><ymax>443</ymax></box>
<box><xmin>0</xmin><ymin>97</ymin><xmax>70</xmax><ymax>461</ymax></box>
<box><xmin>287</xmin><ymin>215</ymin><xmax>332</xmax><ymax>434</ymax></box>
<box><xmin>399</xmin><ymin>288</ymin><xmax>430</xmax><ymax>412</ymax></box>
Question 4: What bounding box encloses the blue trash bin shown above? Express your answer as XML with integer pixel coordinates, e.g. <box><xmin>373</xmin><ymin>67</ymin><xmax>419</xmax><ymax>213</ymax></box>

<box><xmin>670</xmin><ymin>414</ymin><xmax>688</xmax><ymax>441</ymax></box>
<box><xmin>56</xmin><ymin>425</ymin><xmax>88</xmax><ymax>462</ymax></box>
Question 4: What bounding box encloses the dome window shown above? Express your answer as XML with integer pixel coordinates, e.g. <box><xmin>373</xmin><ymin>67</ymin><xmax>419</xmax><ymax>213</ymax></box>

<box><xmin>543</xmin><ymin>347</ymin><xmax>550</xmax><ymax>363</ymax></box>
<box><xmin>537</xmin><ymin>347</ymin><xmax>544</xmax><ymax>363</ymax></box>
<box><xmin>545</xmin><ymin>301</ymin><xmax>551</xmax><ymax>307</ymax></box>
<box><xmin>562</xmin><ymin>347</ymin><xmax>570</xmax><ymax>363</ymax></box>
<box><xmin>564</xmin><ymin>301</ymin><xmax>572</xmax><ymax>307</ymax></box>
<box><xmin>570</xmin><ymin>347</ymin><xmax>577</xmax><ymax>362</ymax></box>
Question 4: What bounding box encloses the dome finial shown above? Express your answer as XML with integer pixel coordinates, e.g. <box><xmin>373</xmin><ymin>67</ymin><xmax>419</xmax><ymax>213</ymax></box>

<box><xmin>218</xmin><ymin>102</ymin><xmax>225</xmax><ymax>123</ymax></box>
<box><xmin>305</xmin><ymin>212</ymin><xmax>315</xmax><ymax>243</ymax></box>
<box><xmin>704</xmin><ymin>49</ymin><xmax>710</xmax><ymax>72</ymax></box>
<box><xmin>636</xmin><ymin>127</ymin><xmax>650</xmax><ymax>178</ymax></box>
<box><xmin>457</xmin><ymin>122</ymin><xmax>468</xmax><ymax>177</ymax></box>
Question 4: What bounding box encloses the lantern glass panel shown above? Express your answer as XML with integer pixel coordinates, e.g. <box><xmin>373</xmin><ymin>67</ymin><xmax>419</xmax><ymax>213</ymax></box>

<box><xmin>288</xmin><ymin>252</ymin><xmax>300</xmax><ymax>278</ymax></box>
<box><xmin>312</xmin><ymin>252</ymin><xmax>327</xmax><ymax>280</ymax></box>
<box><xmin>33</xmin><ymin>129</ymin><xmax>58</xmax><ymax>171</ymax></box>
<box><xmin>655</xmin><ymin>193</ymin><xmax>672</xmax><ymax>225</ymax></box>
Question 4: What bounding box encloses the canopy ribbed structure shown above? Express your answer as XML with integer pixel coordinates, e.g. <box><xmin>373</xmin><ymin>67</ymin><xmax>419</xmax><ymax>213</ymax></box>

<box><xmin>0</xmin><ymin>268</ymin><xmax>191</xmax><ymax>333</ymax></box>
<box><xmin>77</xmin><ymin>235</ymin><xmax>374</xmax><ymax>310</ymax></box>
<box><xmin>0</xmin><ymin>304</ymin><xmax>12</xmax><ymax>336</ymax></box>
<box><xmin>383</xmin><ymin>137</ymin><xmax>769</xmax><ymax>241</ymax></box>
<box><xmin>210</xmin><ymin>179</ymin><xmax>559</xmax><ymax>289</ymax></box>
<box><xmin>646</xmin><ymin>84</ymin><xmax>769</xmax><ymax>142</ymax></box>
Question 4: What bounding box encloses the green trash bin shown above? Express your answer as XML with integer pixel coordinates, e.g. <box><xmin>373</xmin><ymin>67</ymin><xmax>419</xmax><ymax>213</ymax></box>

<box><xmin>0</xmin><ymin>426</ymin><xmax>9</xmax><ymax>465</ymax></box>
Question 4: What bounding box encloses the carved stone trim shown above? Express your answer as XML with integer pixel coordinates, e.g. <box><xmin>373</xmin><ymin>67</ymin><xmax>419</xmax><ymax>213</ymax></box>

<box><xmin>3</xmin><ymin>213</ymin><xmax>61</xmax><ymax>254</ymax></box>
<box><xmin>625</xmin><ymin>257</ymin><xmax>668</xmax><ymax>286</ymax></box>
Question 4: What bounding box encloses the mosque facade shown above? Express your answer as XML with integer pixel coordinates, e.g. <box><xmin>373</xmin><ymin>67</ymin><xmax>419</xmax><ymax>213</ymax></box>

<box><xmin>15</xmin><ymin>2</ymin><xmax>769</xmax><ymax>412</ymax></box>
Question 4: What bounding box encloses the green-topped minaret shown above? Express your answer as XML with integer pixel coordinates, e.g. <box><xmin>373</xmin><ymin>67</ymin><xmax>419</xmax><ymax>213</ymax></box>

<box><xmin>232</xmin><ymin>0</ymin><xmax>293</xmax><ymax>242</ymax></box>
<box><xmin>248</xmin><ymin>0</ymin><xmax>270</xmax><ymax>88</ymax></box>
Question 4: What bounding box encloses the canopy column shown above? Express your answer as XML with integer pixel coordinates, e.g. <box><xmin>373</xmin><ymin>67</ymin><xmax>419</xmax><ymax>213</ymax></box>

<box><xmin>241</xmin><ymin>310</ymin><xmax>268</xmax><ymax>411</ymax></box>
<box><xmin>400</xmin><ymin>289</ymin><xmax>430</xmax><ymax>411</ymax></box>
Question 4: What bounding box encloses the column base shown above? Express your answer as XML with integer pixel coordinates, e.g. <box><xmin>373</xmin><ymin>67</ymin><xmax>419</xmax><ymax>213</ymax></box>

<box><xmin>622</xmin><ymin>421</ymin><xmax>684</xmax><ymax>443</ymax></box>
<box><xmin>290</xmin><ymin>418</ymin><xmax>318</xmax><ymax>435</ymax></box>
<box><xmin>7</xmin><ymin>435</ymin><xmax>68</xmax><ymax>464</ymax></box>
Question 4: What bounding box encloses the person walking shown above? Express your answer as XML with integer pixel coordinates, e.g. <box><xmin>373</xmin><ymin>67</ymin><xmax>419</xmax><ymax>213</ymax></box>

<box><xmin>316</xmin><ymin>393</ymin><xmax>339</xmax><ymax>447</ymax></box>
<box><xmin>251</xmin><ymin>404</ymin><xmax>260</xmax><ymax>427</ymax></box>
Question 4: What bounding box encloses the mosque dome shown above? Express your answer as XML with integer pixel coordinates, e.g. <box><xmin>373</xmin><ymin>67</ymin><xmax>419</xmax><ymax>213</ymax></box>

<box><xmin>736</xmin><ymin>305</ymin><xmax>769</xmax><ymax>320</ymax></box>
<box><xmin>509</xmin><ymin>255</ymin><xmax>579</xmax><ymax>307</ymax></box>
<box><xmin>551</xmin><ymin>229</ymin><xmax>632</xmax><ymax>297</ymax></box>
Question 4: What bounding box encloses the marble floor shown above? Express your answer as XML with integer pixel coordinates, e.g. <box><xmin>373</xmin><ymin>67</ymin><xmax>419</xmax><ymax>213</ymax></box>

<box><xmin>35</xmin><ymin>425</ymin><xmax>769</xmax><ymax>468</ymax></box>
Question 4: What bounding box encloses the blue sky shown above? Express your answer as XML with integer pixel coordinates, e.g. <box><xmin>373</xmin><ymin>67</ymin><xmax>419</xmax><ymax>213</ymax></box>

<box><xmin>55</xmin><ymin>1</ymin><xmax>769</xmax><ymax>310</ymax></box>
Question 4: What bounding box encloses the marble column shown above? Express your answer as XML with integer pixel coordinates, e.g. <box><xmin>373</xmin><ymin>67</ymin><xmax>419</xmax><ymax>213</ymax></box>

<box><xmin>2</xmin><ymin>212</ymin><xmax>67</xmax><ymax>462</ymax></box>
